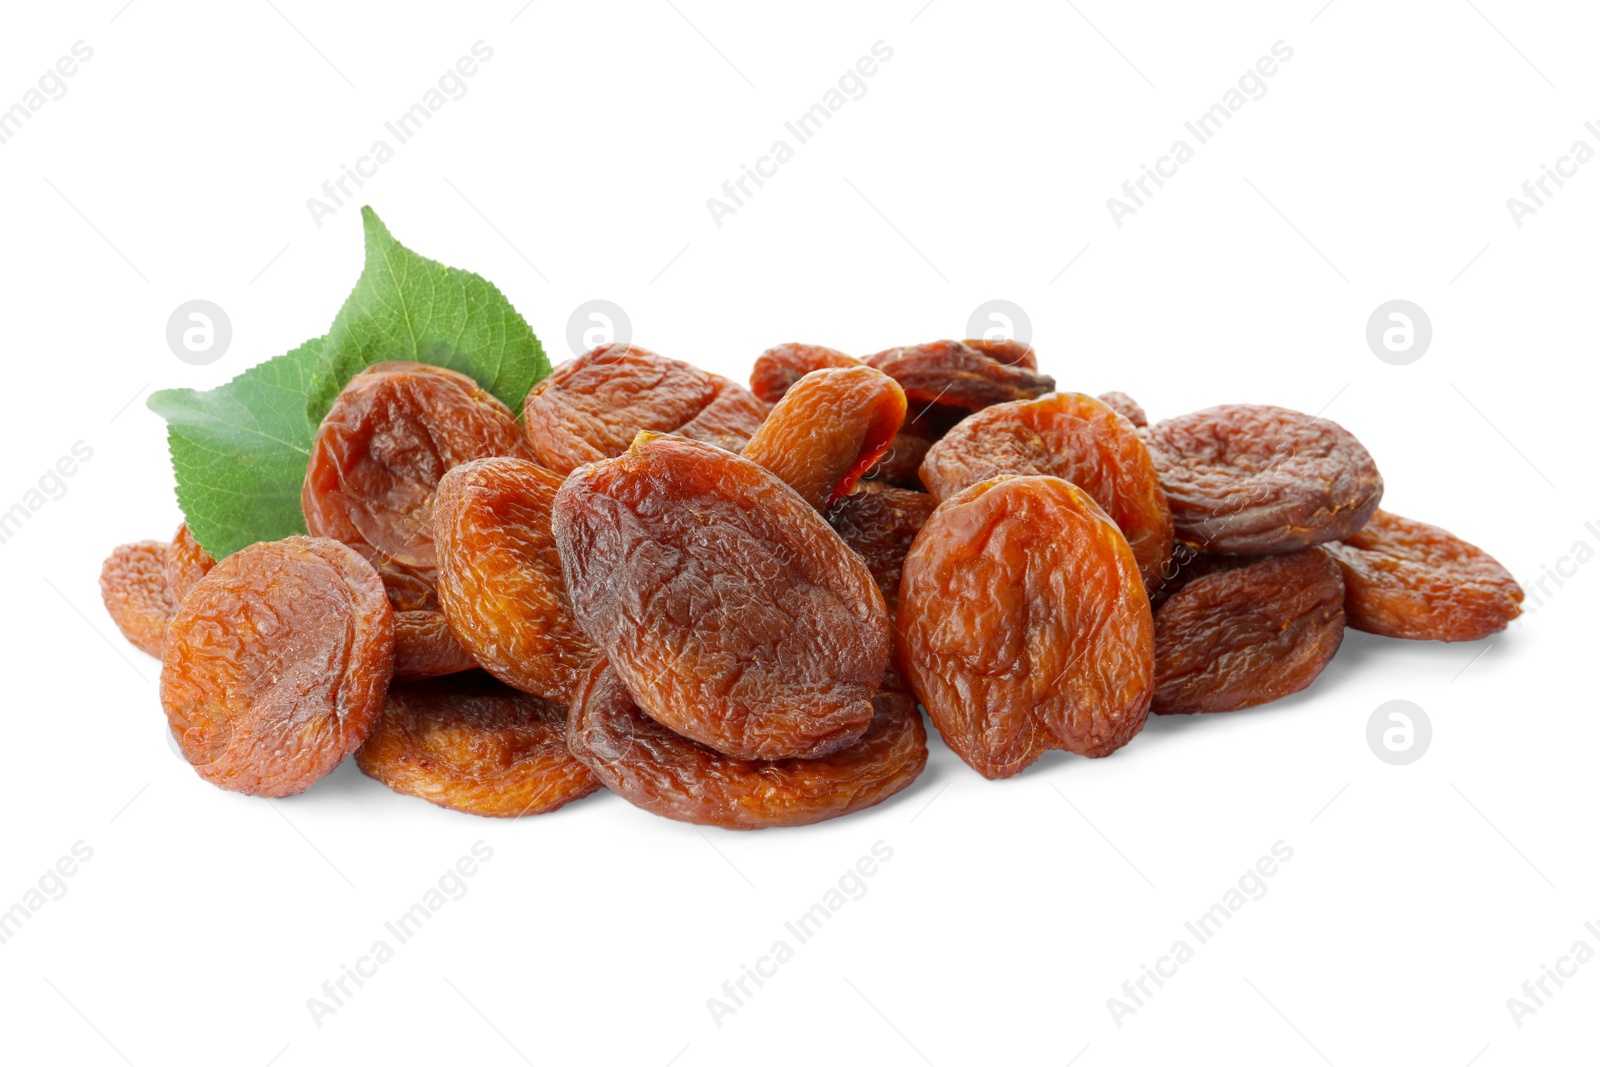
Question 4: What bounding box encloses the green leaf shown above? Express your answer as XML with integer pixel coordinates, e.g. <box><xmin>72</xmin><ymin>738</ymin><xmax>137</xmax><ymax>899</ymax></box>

<box><xmin>147</xmin><ymin>336</ymin><xmax>324</xmax><ymax>560</ymax></box>
<box><xmin>305</xmin><ymin>206</ymin><xmax>549</xmax><ymax>426</ymax></box>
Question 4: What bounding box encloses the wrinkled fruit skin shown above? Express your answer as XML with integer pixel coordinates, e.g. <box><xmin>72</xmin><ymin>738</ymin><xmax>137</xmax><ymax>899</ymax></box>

<box><xmin>919</xmin><ymin>392</ymin><xmax>1174</xmax><ymax>592</ymax></box>
<box><xmin>101</xmin><ymin>541</ymin><xmax>177</xmax><ymax>657</ymax></box>
<box><xmin>898</xmin><ymin>476</ymin><xmax>1153</xmax><ymax>779</ymax></box>
<box><xmin>356</xmin><ymin>672</ymin><xmax>600</xmax><ymax>817</ymax></box>
<box><xmin>965</xmin><ymin>337</ymin><xmax>1038</xmax><ymax>369</ymax></box>
<box><xmin>743</xmin><ymin>366</ymin><xmax>907</xmax><ymax>511</ymax></box>
<box><xmin>826</xmin><ymin>484</ymin><xmax>936</xmax><ymax>621</ymax></box>
<box><xmin>568</xmin><ymin>662</ymin><xmax>925</xmax><ymax>830</ymax></box>
<box><xmin>864</xmin><ymin>339</ymin><xmax>1055</xmax><ymax>412</ymax></box>
<box><xmin>374</xmin><ymin>556</ymin><xmax>442</xmax><ymax>612</ymax></box>
<box><xmin>525</xmin><ymin>344</ymin><xmax>766</xmax><ymax>474</ymax></box>
<box><xmin>750</xmin><ymin>343</ymin><xmax>859</xmax><ymax>404</ymax></box>
<box><xmin>165</xmin><ymin>523</ymin><xmax>215</xmax><ymax>604</ymax></box>
<box><xmin>1144</xmin><ymin>404</ymin><xmax>1384</xmax><ymax>555</ymax></box>
<box><xmin>1097</xmin><ymin>391</ymin><xmax>1148</xmax><ymax>428</ymax></box>
<box><xmin>828</xmin><ymin>485</ymin><xmax>936</xmax><ymax>694</ymax></box>
<box><xmin>302</xmin><ymin>361</ymin><xmax>530</xmax><ymax>574</ymax></box>
<box><xmin>161</xmin><ymin>537</ymin><xmax>395</xmax><ymax>797</ymax></box>
<box><xmin>866</xmin><ymin>429</ymin><xmax>933</xmax><ymax>487</ymax></box>
<box><xmin>393</xmin><ymin>610</ymin><xmax>479</xmax><ymax>681</ymax></box>
<box><xmin>1146</xmin><ymin>543</ymin><xmax>1250</xmax><ymax>611</ymax></box>
<box><xmin>433</xmin><ymin>457</ymin><xmax>599</xmax><ymax>701</ymax></box>
<box><xmin>1152</xmin><ymin>549</ymin><xmax>1345</xmax><ymax>715</ymax></box>
<box><xmin>554</xmin><ymin>433</ymin><xmax>890</xmax><ymax>761</ymax></box>
<box><xmin>1320</xmin><ymin>510</ymin><xmax>1523</xmax><ymax>641</ymax></box>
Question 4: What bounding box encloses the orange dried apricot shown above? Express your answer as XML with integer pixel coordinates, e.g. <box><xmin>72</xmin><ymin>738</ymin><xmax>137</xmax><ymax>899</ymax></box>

<box><xmin>161</xmin><ymin>536</ymin><xmax>394</xmax><ymax>797</ymax></box>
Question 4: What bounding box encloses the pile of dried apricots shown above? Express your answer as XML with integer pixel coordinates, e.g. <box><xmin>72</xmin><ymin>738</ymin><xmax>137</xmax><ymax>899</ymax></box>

<box><xmin>101</xmin><ymin>340</ymin><xmax>1524</xmax><ymax>827</ymax></box>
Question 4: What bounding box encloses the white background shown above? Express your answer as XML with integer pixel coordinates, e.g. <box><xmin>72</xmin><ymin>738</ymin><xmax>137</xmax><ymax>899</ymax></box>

<box><xmin>1</xmin><ymin>1</ymin><xmax>1595</xmax><ymax>1064</ymax></box>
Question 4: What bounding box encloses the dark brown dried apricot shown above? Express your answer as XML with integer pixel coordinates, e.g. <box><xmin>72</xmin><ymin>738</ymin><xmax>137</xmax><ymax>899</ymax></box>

<box><xmin>524</xmin><ymin>345</ymin><xmax>766</xmax><ymax>474</ymax></box>
<box><xmin>1097</xmin><ymin>391</ymin><xmax>1148</xmax><ymax>428</ymax></box>
<box><xmin>828</xmin><ymin>484</ymin><xmax>936</xmax><ymax>696</ymax></box>
<box><xmin>865</xmin><ymin>428</ymin><xmax>934</xmax><ymax>488</ymax></box>
<box><xmin>679</xmin><ymin>378</ymin><xmax>771</xmax><ymax>454</ymax></box>
<box><xmin>161</xmin><ymin>537</ymin><xmax>394</xmax><ymax>797</ymax></box>
<box><xmin>372</xmin><ymin>556</ymin><xmax>441</xmax><ymax>612</ymax></box>
<box><xmin>101</xmin><ymin>541</ymin><xmax>177</xmax><ymax>657</ymax></box>
<box><xmin>164</xmin><ymin>523</ymin><xmax>215</xmax><ymax>603</ymax></box>
<box><xmin>897</xmin><ymin>475</ymin><xmax>1153</xmax><ymax>779</ymax></box>
<box><xmin>1152</xmin><ymin>549</ymin><xmax>1345</xmax><ymax>715</ymax></box>
<box><xmin>568</xmin><ymin>662</ymin><xmax>925</xmax><ymax>829</ymax></box>
<box><xmin>863</xmin><ymin>339</ymin><xmax>1055</xmax><ymax>412</ymax></box>
<box><xmin>743</xmin><ymin>366</ymin><xmax>907</xmax><ymax>510</ymax></box>
<box><xmin>1146</xmin><ymin>543</ymin><xmax>1242</xmax><ymax>611</ymax></box>
<box><xmin>302</xmin><ymin>361</ymin><xmax>530</xmax><ymax>574</ymax></box>
<box><xmin>826</xmin><ymin>484</ymin><xmax>936</xmax><ymax>621</ymax></box>
<box><xmin>750</xmin><ymin>343</ymin><xmax>859</xmax><ymax>404</ymax></box>
<box><xmin>553</xmin><ymin>433</ymin><xmax>890</xmax><ymax>761</ymax></box>
<box><xmin>918</xmin><ymin>392</ymin><xmax>1174</xmax><ymax>591</ymax></box>
<box><xmin>1320</xmin><ymin>510</ymin><xmax>1523</xmax><ymax>641</ymax></box>
<box><xmin>393</xmin><ymin>610</ymin><xmax>478</xmax><ymax>681</ymax></box>
<box><xmin>433</xmin><ymin>457</ymin><xmax>598</xmax><ymax>701</ymax></box>
<box><xmin>1144</xmin><ymin>404</ymin><xmax>1384</xmax><ymax>555</ymax></box>
<box><xmin>356</xmin><ymin>672</ymin><xmax>600</xmax><ymax>817</ymax></box>
<box><xmin>965</xmin><ymin>337</ymin><xmax>1038</xmax><ymax>369</ymax></box>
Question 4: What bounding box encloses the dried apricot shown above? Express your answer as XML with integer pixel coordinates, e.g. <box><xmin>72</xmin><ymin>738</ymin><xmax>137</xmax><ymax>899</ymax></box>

<box><xmin>1320</xmin><ymin>510</ymin><xmax>1523</xmax><ymax>641</ymax></box>
<box><xmin>750</xmin><ymin>343</ymin><xmax>858</xmax><ymax>404</ymax></box>
<box><xmin>863</xmin><ymin>339</ymin><xmax>1055</xmax><ymax>412</ymax></box>
<box><xmin>1146</xmin><ymin>543</ymin><xmax>1238</xmax><ymax>611</ymax></box>
<box><xmin>1097</xmin><ymin>391</ymin><xmax>1148</xmax><ymax>428</ymax></box>
<box><xmin>828</xmin><ymin>484</ymin><xmax>936</xmax><ymax>695</ymax></box>
<box><xmin>897</xmin><ymin>475</ymin><xmax>1153</xmax><ymax>779</ymax></box>
<box><xmin>743</xmin><ymin>366</ymin><xmax>906</xmax><ymax>510</ymax></box>
<box><xmin>1152</xmin><ymin>549</ymin><xmax>1345</xmax><ymax>715</ymax></box>
<box><xmin>356</xmin><ymin>672</ymin><xmax>600</xmax><ymax>817</ymax></box>
<box><xmin>373</xmin><ymin>557</ymin><xmax>441</xmax><ymax>612</ymax></box>
<box><xmin>393</xmin><ymin>610</ymin><xmax>478</xmax><ymax>681</ymax></box>
<box><xmin>1143</xmin><ymin>404</ymin><xmax>1383</xmax><ymax>555</ymax></box>
<box><xmin>553</xmin><ymin>433</ymin><xmax>889</xmax><ymax>760</ymax></box>
<box><xmin>965</xmin><ymin>337</ymin><xmax>1038</xmax><ymax>369</ymax></box>
<box><xmin>567</xmin><ymin>662</ymin><xmax>925</xmax><ymax>829</ymax></box>
<box><xmin>524</xmin><ymin>345</ymin><xmax>766</xmax><ymax>474</ymax></box>
<box><xmin>100</xmin><ymin>541</ymin><xmax>177</xmax><ymax>658</ymax></box>
<box><xmin>433</xmin><ymin>457</ymin><xmax>598</xmax><ymax>701</ymax></box>
<box><xmin>826</xmin><ymin>484</ymin><xmax>936</xmax><ymax>620</ymax></box>
<box><xmin>161</xmin><ymin>536</ymin><xmax>394</xmax><ymax>797</ymax></box>
<box><xmin>302</xmin><ymin>361</ymin><xmax>530</xmax><ymax>574</ymax></box>
<box><xmin>679</xmin><ymin>379</ymin><xmax>770</xmax><ymax>454</ymax></box>
<box><xmin>866</xmin><ymin>428</ymin><xmax>934</xmax><ymax>488</ymax></box>
<box><xmin>164</xmin><ymin>523</ymin><xmax>215</xmax><ymax>603</ymax></box>
<box><xmin>918</xmin><ymin>392</ymin><xmax>1174</xmax><ymax>591</ymax></box>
